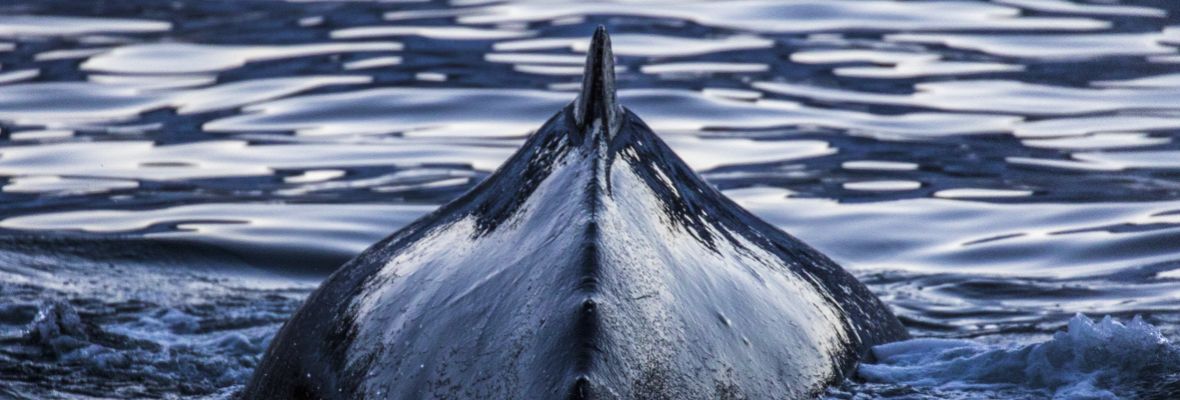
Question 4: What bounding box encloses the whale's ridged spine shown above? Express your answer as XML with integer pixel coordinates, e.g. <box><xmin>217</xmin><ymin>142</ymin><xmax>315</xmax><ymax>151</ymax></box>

<box><xmin>567</xmin><ymin>25</ymin><xmax>619</xmax><ymax>400</ymax></box>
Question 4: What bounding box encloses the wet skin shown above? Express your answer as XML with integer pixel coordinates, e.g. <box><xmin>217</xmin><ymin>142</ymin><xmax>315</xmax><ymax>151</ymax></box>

<box><xmin>244</xmin><ymin>27</ymin><xmax>907</xmax><ymax>400</ymax></box>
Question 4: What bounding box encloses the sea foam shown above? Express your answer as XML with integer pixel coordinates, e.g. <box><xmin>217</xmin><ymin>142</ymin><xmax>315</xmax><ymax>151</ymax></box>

<box><xmin>857</xmin><ymin>314</ymin><xmax>1178</xmax><ymax>399</ymax></box>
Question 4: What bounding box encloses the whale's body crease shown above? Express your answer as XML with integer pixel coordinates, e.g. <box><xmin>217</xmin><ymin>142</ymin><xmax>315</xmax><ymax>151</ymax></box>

<box><xmin>244</xmin><ymin>26</ymin><xmax>907</xmax><ymax>400</ymax></box>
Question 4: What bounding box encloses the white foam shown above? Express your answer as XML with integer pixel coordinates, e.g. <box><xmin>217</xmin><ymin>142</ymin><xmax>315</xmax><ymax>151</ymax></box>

<box><xmin>859</xmin><ymin>314</ymin><xmax>1178</xmax><ymax>399</ymax></box>
<box><xmin>16</xmin><ymin>298</ymin><xmax>294</xmax><ymax>398</ymax></box>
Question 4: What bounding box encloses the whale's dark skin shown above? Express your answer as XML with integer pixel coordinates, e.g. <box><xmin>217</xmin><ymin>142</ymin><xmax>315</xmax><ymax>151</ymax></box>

<box><xmin>243</xmin><ymin>27</ymin><xmax>908</xmax><ymax>400</ymax></box>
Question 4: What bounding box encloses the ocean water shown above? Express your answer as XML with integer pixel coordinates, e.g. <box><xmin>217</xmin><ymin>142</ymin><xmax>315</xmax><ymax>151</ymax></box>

<box><xmin>1</xmin><ymin>0</ymin><xmax>1179</xmax><ymax>398</ymax></box>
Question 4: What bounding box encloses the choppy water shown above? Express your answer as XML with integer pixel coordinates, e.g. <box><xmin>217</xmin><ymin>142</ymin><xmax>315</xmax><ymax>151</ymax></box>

<box><xmin>1</xmin><ymin>0</ymin><xmax>1179</xmax><ymax>398</ymax></box>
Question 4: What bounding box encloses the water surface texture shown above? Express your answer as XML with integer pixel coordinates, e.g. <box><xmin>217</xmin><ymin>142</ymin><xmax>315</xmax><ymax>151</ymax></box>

<box><xmin>1</xmin><ymin>0</ymin><xmax>1179</xmax><ymax>399</ymax></box>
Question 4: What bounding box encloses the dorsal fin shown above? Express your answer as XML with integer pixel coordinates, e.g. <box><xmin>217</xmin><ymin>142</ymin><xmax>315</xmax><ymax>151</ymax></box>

<box><xmin>573</xmin><ymin>25</ymin><xmax>622</xmax><ymax>139</ymax></box>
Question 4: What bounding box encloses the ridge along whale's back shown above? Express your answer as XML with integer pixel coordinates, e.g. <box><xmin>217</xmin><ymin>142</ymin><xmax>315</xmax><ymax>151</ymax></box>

<box><xmin>243</xmin><ymin>26</ymin><xmax>908</xmax><ymax>400</ymax></box>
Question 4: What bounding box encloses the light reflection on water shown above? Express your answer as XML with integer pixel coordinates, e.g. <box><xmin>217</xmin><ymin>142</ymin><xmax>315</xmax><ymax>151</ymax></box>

<box><xmin>1</xmin><ymin>0</ymin><xmax>1179</xmax><ymax>398</ymax></box>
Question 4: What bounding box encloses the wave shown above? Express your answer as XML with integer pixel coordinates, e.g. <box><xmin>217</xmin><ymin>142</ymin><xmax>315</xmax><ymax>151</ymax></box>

<box><xmin>2</xmin><ymin>300</ymin><xmax>284</xmax><ymax>399</ymax></box>
<box><xmin>847</xmin><ymin>314</ymin><xmax>1180</xmax><ymax>399</ymax></box>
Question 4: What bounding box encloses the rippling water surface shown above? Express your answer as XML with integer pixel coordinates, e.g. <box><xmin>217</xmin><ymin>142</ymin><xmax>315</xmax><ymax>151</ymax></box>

<box><xmin>2</xmin><ymin>0</ymin><xmax>1180</xmax><ymax>398</ymax></box>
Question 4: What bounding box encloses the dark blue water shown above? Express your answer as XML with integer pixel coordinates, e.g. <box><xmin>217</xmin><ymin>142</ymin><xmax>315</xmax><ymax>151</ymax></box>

<box><xmin>1</xmin><ymin>0</ymin><xmax>1179</xmax><ymax>398</ymax></box>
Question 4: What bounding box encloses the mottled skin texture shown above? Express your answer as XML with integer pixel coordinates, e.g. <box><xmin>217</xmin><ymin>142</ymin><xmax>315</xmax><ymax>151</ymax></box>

<box><xmin>243</xmin><ymin>27</ymin><xmax>907</xmax><ymax>400</ymax></box>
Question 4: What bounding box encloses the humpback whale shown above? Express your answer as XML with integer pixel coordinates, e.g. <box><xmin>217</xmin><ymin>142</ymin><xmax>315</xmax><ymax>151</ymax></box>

<box><xmin>244</xmin><ymin>27</ymin><xmax>908</xmax><ymax>399</ymax></box>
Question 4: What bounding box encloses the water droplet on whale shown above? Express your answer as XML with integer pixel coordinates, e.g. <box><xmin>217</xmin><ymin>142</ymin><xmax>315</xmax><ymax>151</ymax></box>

<box><xmin>244</xmin><ymin>26</ymin><xmax>906</xmax><ymax>400</ymax></box>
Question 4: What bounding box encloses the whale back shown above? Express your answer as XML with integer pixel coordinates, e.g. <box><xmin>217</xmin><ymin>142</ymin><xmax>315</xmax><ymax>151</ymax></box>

<box><xmin>243</xmin><ymin>26</ymin><xmax>907</xmax><ymax>400</ymax></box>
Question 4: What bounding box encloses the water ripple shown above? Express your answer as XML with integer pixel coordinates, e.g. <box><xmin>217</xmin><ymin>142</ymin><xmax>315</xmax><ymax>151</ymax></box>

<box><xmin>2</xmin><ymin>0</ymin><xmax>1180</xmax><ymax>397</ymax></box>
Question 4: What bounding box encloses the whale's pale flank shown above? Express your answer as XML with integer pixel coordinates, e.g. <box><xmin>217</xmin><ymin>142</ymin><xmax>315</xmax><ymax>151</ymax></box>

<box><xmin>244</xmin><ymin>26</ymin><xmax>908</xmax><ymax>400</ymax></box>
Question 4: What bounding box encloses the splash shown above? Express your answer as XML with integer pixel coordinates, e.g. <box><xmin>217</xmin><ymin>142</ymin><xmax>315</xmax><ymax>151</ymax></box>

<box><xmin>3</xmin><ymin>299</ymin><xmax>289</xmax><ymax>399</ymax></box>
<box><xmin>854</xmin><ymin>314</ymin><xmax>1180</xmax><ymax>399</ymax></box>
